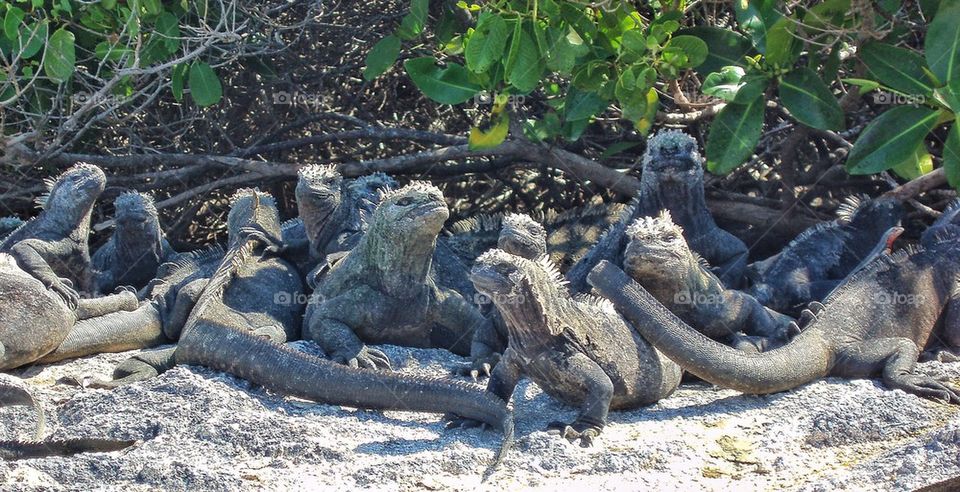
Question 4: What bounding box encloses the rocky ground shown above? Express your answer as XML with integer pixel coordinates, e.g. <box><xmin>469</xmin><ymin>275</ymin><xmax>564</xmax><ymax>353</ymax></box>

<box><xmin>1</xmin><ymin>342</ymin><xmax>959</xmax><ymax>491</ymax></box>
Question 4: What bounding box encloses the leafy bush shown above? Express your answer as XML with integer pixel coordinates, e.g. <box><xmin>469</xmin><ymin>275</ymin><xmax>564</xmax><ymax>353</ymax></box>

<box><xmin>365</xmin><ymin>0</ymin><xmax>960</xmax><ymax>189</ymax></box>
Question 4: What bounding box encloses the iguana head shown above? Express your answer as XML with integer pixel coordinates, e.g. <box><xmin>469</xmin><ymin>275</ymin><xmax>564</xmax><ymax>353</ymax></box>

<box><xmin>498</xmin><ymin>213</ymin><xmax>547</xmax><ymax>259</ymax></box>
<box><xmin>347</xmin><ymin>172</ymin><xmax>397</xmax><ymax>227</ymax></box>
<box><xmin>842</xmin><ymin>195</ymin><xmax>903</xmax><ymax>235</ymax></box>
<box><xmin>471</xmin><ymin>249</ymin><xmax>569</xmax><ymax>336</ymax></box>
<box><xmin>641</xmin><ymin>130</ymin><xmax>703</xmax><ymax>185</ymax></box>
<box><xmin>296</xmin><ymin>165</ymin><xmax>344</xmax><ymax>245</ymax></box>
<box><xmin>227</xmin><ymin>188</ymin><xmax>281</xmax><ymax>247</ymax></box>
<box><xmin>42</xmin><ymin>163</ymin><xmax>106</xmax><ymax>225</ymax></box>
<box><xmin>623</xmin><ymin>210</ymin><xmax>695</xmax><ymax>280</ymax></box>
<box><xmin>375</xmin><ymin>182</ymin><xmax>448</xmax><ymax>234</ymax></box>
<box><xmin>112</xmin><ymin>192</ymin><xmax>162</xmax><ymax>250</ymax></box>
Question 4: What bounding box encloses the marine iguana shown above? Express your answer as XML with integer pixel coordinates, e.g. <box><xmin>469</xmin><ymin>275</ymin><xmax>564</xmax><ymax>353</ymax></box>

<box><xmin>305</xmin><ymin>182</ymin><xmax>490</xmax><ymax>369</ymax></box>
<box><xmin>92</xmin><ymin>192</ymin><xmax>177</xmax><ymax>294</ymax></box>
<box><xmin>163</xmin><ymin>189</ymin><xmax>513</xmax><ymax>466</ymax></box>
<box><xmin>0</xmin><ymin>381</ymin><xmax>136</xmax><ymax>460</ymax></box>
<box><xmin>0</xmin><ymin>163</ymin><xmax>107</xmax><ymax>307</ymax></box>
<box><xmin>0</xmin><ymin>252</ymin><xmax>139</xmax><ymax>370</ymax></box>
<box><xmin>466</xmin><ymin>249</ymin><xmax>681</xmax><ymax>446</ymax></box>
<box><xmin>622</xmin><ymin>210</ymin><xmax>795</xmax><ymax>352</ymax></box>
<box><xmin>567</xmin><ymin>130</ymin><xmax>748</xmax><ymax>292</ymax></box>
<box><xmin>282</xmin><ymin>165</ymin><xmax>396</xmax><ymax>279</ymax></box>
<box><xmin>587</xmin><ymin>220</ymin><xmax>960</xmax><ymax>403</ymax></box>
<box><xmin>0</xmin><ymin>217</ymin><xmax>24</xmax><ymax>241</ymax></box>
<box><xmin>464</xmin><ymin>213</ymin><xmax>550</xmax><ymax>379</ymax></box>
<box><xmin>746</xmin><ymin>195</ymin><xmax>904</xmax><ymax>313</ymax></box>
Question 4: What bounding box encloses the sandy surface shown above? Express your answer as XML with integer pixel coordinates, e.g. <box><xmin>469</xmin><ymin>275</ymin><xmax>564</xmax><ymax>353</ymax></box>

<box><xmin>1</xmin><ymin>342</ymin><xmax>959</xmax><ymax>491</ymax></box>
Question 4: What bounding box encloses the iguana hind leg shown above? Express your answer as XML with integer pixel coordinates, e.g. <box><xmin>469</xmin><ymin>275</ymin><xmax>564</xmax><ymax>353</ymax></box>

<box><xmin>82</xmin><ymin>346</ymin><xmax>178</xmax><ymax>389</ymax></box>
<box><xmin>836</xmin><ymin>339</ymin><xmax>960</xmax><ymax>404</ymax></box>
<box><xmin>74</xmin><ymin>290</ymin><xmax>139</xmax><ymax>320</ymax></box>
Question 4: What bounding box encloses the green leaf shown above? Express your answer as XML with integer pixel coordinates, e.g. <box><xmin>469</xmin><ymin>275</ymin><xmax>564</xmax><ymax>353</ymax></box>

<box><xmin>396</xmin><ymin>0</ymin><xmax>429</xmax><ymax>40</ymax></box>
<box><xmin>925</xmin><ymin>0</ymin><xmax>960</xmax><ymax>85</ymax></box>
<box><xmin>633</xmin><ymin>88</ymin><xmax>659</xmax><ymax>136</ymax></box>
<box><xmin>503</xmin><ymin>18</ymin><xmax>522</xmax><ymax>77</ymax></box>
<box><xmin>677</xmin><ymin>27</ymin><xmax>755</xmax><ymax>76</ymax></box>
<box><xmin>702</xmin><ymin>66</ymin><xmax>745</xmax><ymax>102</ymax></box>
<box><xmin>363</xmin><ymin>35</ymin><xmax>401</xmax><ymax>81</ymax></box>
<box><xmin>621</xmin><ymin>29</ymin><xmax>646</xmax><ymax>55</ymax></box>
<box><xmin>733</xmin><ymin>74</ymin><xmax>769</xmax><ymax>104</ymax></box>
<box><xmin>16</xmin><ymin>21</ymin><xmax>46</xmax><ymax>59</ymax></box>
<box><xmin>3</xmin><ymin>6</ymin><xmax>24</xmax><ymax>40</ymax></box>
<box><xmin>778</xmin><ymin>67</ymin><xmax>844</xmax><ymax>131</ymax></box>
<box><xmin>944</xmin><ymin>122</ymin><xmax>960</xmax><ymax>190</ymax></box>
<box><xmin>403</xmin><ymin>57</ymin><xmax>481</xmax><ymax>105</ymax></box>
<box><xmin>734</xmin><ymin>0</ymin><xmax>781</xmax><ymax>52</ymax></box>
<box><xmin>765</xmin><ymin>16</ymin><xmax>800</xmax><ymax>66</ymax></box>
<box><xmin>171</xmin><ymin>62</ymin><xmax>187</xmax><ymax>101</ymax></box>
<box><xmin>601</xmin><ymin>140</ymin><xmax>643</xmax><ymax>158</ymax></box>
<box><xmin>43</xmin><ymin>28</ymin><xmax>75</xmax><ymax>83</ymax></box>
<box><xmin>842</xmin><ymin>78</ymin><xmax>881</xmax><ymax>93</ymax></box>
<box><xmin>506</xmin><ymin>27</ymin><xmax>542</xmax><ymax>93</ymax></box>
<box><xmin>465</xmin><ymin>13</ymin><xmax>508</xmax><ymax>74</ymax></box>
<box><xmin>802</xmin><ymin>0</ymin><xmax>850</xmax><ymax>31</ymax></box>
<box><xmin>95</xmin><ymin>41</ymin><xmax>131</xmax><ymax>62</ymax></box>
<box><xmin>188</xmin><ymin>62</ymin><xmax>222</xmax><ymax>107</ymax></box>
<box><xmin>846</xmin><ymin>106</ymin><xmax>941</xmax><ymax>174</ymax></box>
<box><xmin>860</xmin><ymin>42</ymin><xmax>934</xmax><ymax>96</ymax></box>
<box><xmin>155</xmin><ymin>12</ymin><xmax>181</xmax><ymax>54</ymax></box>
<box><xmin>890</xmin><ymin>145</ymin><xmax>933</xmax><ymax>180</ymax></box>
<box><xmin>706</xmin><ymin>97</ymin><xmax>765</xmax><ymax>174</ymax></box>
<box><xmin>564</xmin><ymin>87</ymin><xmax>607</xmax><ymax>121</ymax></box>
<box><xmin>664</xmin><ymin>35</ymin><xmax>708</xmax><ymax>69</ymax></box>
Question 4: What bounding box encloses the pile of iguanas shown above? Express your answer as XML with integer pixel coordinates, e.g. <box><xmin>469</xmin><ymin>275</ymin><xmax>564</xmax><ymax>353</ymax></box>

<box><xmin>2</xmin><ymin>130</ymin><xmax>958</xmax><ymax>472</ymax></box>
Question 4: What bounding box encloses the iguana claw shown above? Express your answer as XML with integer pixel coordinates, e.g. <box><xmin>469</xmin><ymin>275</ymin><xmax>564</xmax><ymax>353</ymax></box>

<box><xmin>546</xmin><ymin>420</ymin><xmax>600</xmax><ymax>448</ymax></box>
<box><xmin>50</xmin><ymin>278</ymin><xmax>80</xmax><ymax>311</ymax></box>
<box><xmin>341</xmin><ymin>346</ymin><xmax>392</xmax><ymax>370</ymax></box>
<box><xmin>456</xmin><ymin>353</ymin><xmax>500</xmax><ymax>381</ymax></box>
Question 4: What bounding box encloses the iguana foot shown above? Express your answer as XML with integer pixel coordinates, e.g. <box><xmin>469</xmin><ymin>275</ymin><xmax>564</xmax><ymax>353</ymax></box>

<box><xmin>920</xmin><ymin>348</ymin><xmax>960</xmax><ymax>363</ymax></box>
<box><xmin>455</xmin><ymin>353</ymin><xmax>501</xmax><ymax>381</ymax></box>
<box><xmin>335</xmin><ymin>346</ymin><xmax>392</xmax><ymax>370</ymax></box>
<box><xmin>546</xmin><ymin>420</ymin><xmax>601</xmax><ymax>448</ymax></box>
<box><xmin>888</xmin><ymin>374</ymin><xmax>960</xmax><ymax>404</ymax></box>
<box><xmin>444</xmin><ymin>414</ymin><xmax>489</xmax><ymax>431</ymax></box>
<box><xmin>50</xmin><ymin>277</ymin><xmax>80</xmax><ymax>310</ymax></box>
<box><xmin>238</xmin><ymin>226</ymin><xmax>284</xmax><ymax>252</ymax></box>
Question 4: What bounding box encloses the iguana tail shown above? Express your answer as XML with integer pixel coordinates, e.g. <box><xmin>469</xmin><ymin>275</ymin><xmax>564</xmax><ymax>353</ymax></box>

<box><xmin>175</xmin><ymin>323</ymin><xmax>514</xmax><ymax>467</ymax></box>
<box><xmin>39</xmin><ymin>302</ymin><xmax>166</xmax><ymax>364</ymax></box>
<box><xmin>588</xmin><ymin>261</ymin><xmax>832</xmax><ymax>394</ymax></box>
<box><xmin>0</xmin><ymin>438</ymin><xmax>136</xmax><ymax>460</ymax></box>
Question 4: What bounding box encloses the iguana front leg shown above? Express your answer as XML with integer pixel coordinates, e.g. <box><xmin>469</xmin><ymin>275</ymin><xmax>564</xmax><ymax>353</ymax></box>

<box><xmin>835</xmin><ymin>338</ymin><xmax>960</xmax><ymax>404</ymax></box>
<box><xmin>305</xmin><ymin>289</ymin><xmax>391</xmax><ymax>369</ymax></box>
<box><xmin>461</xmin><ymin>313</ymin><xmax>506</xmax><ymax>379</ymax></box>
<box><xmin>540</xmin><ymin>351</ymin><xmax>614</xmax><ymax>447</ymax></box>
<box><xmin>73</xmin><ymin>290</ymin><xmax>139</xmax><ymax>320</ymax></box>
<box><xmin>432</xmin><ymin>287</ymin><xmax>486</xmax><ymax>357</ymax></box>
<box><xmin>10</xmin><ymin>241</ymin><xmax>79</xmax><ymax>309</ymax></box>
<box><xmin>79</xmin><ymin>346</ymin><xmax>178</xmax><ymax>389</ymax></box>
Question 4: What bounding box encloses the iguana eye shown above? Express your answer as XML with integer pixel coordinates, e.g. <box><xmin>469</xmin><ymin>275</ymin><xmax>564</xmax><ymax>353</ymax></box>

<box><xmin>397</xmin><ymin>197</ymin><xmax>414</xmax><ymax>206</ymax></box>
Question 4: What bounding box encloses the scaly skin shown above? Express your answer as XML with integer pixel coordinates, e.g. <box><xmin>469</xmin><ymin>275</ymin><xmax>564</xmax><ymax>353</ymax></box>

<box><xmin>1</xmin><ymin>163</ymin><xmax>107</xmax><ymax>307</ymax></box>
<box><xmin>305</xmin><ymin>182</ymin><xmax>489</xmax><ymax>369</ymax></box>
<box><xmin>464</xmin><ymin>213</ymin><xmax>548</xmax><ymax>379</ymax></box>
<box><xmin>92</xmin><ymin>192</ymin><xmax>177</xmax><ymax>294</ymax></box>
<box><xmin>0</xmin><ymin>217</ymin><xmax>24</xmax><ymax>242</ymax></box>
<box><xmin>588</xmin><ymin>222</ymin><xmax>960</xmax><ymax>403</ymax></box>
<box><xmin>469</xmin><ymin>250</ymin><xmax>681</xmax><ymax>447</ymax></box>
<box><xmin>622</xmin><ymin>211</ymin><xmax>795</xmax><ymax>351</ymax></box>
<box><xmin>283</xmin><ymin>165</ymin><xmax>396</xmax><ymax>281</ymax></box>
<box><xmin>567</xmin><ymin>130</ymin><xmax>748</xmax><ymax>292</ymax></box>
<box><xmin>168</xmin><ymin>189</ymin><xmax>512</xmax><ymax>469</ymax></box>
<box><xmin>746</xmin><ymin>195</ymin><xmax>904</xmax><ymax>313</ymax></box>
<box><xmin>0</xmin><ymin>381</ymin><xmax>135</xmax><ymax>460</ymax></box>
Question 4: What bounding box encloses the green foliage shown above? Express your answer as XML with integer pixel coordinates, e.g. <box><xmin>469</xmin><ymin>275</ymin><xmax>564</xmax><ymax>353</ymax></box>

<box><xmin>367</xmin><ymin>1</ymin><xmax>710</xmax><ymax>148</ymax></box>
<box><xmin>1</xmin><ymin>0</ymin><xmax>223</xmax><ymax>108</ymax></box>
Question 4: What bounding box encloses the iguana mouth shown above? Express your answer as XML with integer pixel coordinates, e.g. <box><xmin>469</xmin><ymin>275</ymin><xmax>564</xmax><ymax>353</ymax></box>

<box><xmin>412</xmin><ymin>201</ymin><xmax>446</xmax><ymax>219</ymax></box>
<box><xmin>468</xmin><ymin>265</ymin><xmax>511</xmax><ymax>296</ymax></box>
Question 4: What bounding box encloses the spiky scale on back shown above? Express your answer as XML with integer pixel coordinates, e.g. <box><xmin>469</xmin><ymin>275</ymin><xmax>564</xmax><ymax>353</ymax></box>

<box><xmin>470</xmin><ymin>248</ymin><xmax>680</xmax><ymax>445</ymax></box>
